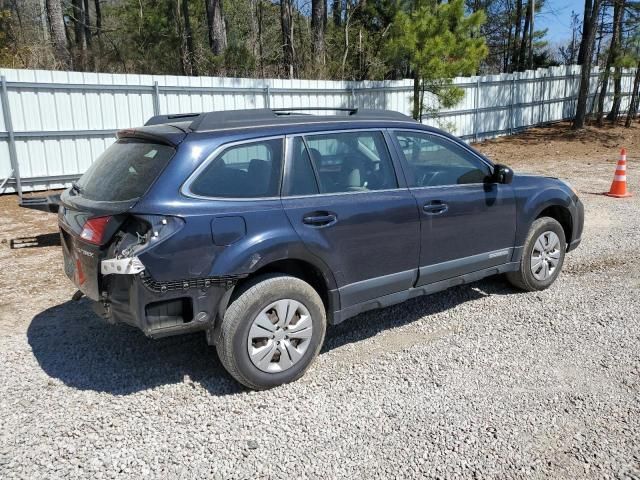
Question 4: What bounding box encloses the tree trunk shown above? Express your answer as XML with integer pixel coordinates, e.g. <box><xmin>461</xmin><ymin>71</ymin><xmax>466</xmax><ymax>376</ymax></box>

<box><xmin>607</xmin><ymin>71</ymin><xmax>623</xmax><ymax>121</ymax></box>
<box><xmin>510</xmin><ymin>0</ymin><xmax>522</xmax><ymax>72</ymax></box>
<box><xmin>594</xmin><ymin>5</ymin><xmax>605</xmax><ymax>64</ymax></box>
<box><xmin>257</xmin><ymin>0</ymin><xmax>265</xmax><ymax>77</ymax></box>
<box><xmin>45</xmin><ymin>0</ymin><xmax>72</xmax><ymax>69</ymax></box>
<box><xmin>625</xmin><ymin>61</ymin><xmax>640</xmax><ymax>128</ymax></box>
<box><xmin>332</xmin><ymin>0</ymin><xmax>341</xmax><ymax>27</ymax></box>
<box><xmin>570</xmin><ymin>12</ymin><xmax>578</xmax><ymax>64</ymax></box>
<box><xmin>573</xmin><ymin>0</ymin><xmax>601</xmax><ymax>130</ymax></box>
<box><xmin>181</xmin><ymin>0</ymin><xmax>197</xmax><ymax>75</ymax></box>
<box><xmin>577</xmin><ymin>0</ymin><xmax>593</xmax><ymax>65</ymax></box>
<box><xmin>412</xmin><ymin>73</ymin><xmax>421</xmax><ymax>120</ymax></box>
<box><xmin>340</xmin><ymin>1</ymin><xmax>350</xmax><ymax>79</ymax></box>
<box><xmin>526</xmin><ymin>0</ymin><xmax>534</xmax><ymax>69</ymax></box>
<box><xmin>71</xmin><ymin>0</ymin><xmax>87</xmax><ymax>69</ymax></box>
<box><xmin>606</xmin><ymin>0</ymin><xmax>625</xmax><ymax>122</ymax></box>
<box><xmin>205</xmin><ymin>0</ymin><xmax>227</xmax><ymax>56</ymax></box>
<box><xmin>281</xmin><ymin>0</ymin><xmax>295</xmax><ymax>78</ymax></box>
<box><xmin>311</xmin><ymin>0</ymin><xmax>326</xmax><ymax>68</ymax></box>
<box><xmin>504</xmin><ymin>16</ymin><xmax>513</xmax><ymax>73</ymax></box>
<box><xmin>596</xmin><ymin>0</ymin><xmax>623</xmax><ymax>126</ymax></box>
<box><xmin>94</xmin><ymin>0</ymin><xmax>102</xmax><ymax>33</ymax></box>
<box><xmin>248</xmin><ymin>0</ymin><xmax>258</xmax><ymax>61</ymax></box>
<box><xmin>517</xmin><ymin>0</ymin><xmax>531</xmax><ymax>71</ymax></box>
<box><xmin>83</xmin><ymin>0</ymin><xmax>91</xmax><ymax>47</ymax></box>
<box><xmin>37</xmin><ymin>0</ymin><xmax>50</xmax><ymax>42</ymax></box>
<box><xmin>596</xmin><ymin>67</ymin><xmax>612</xmax><ymax>127</ymax></box>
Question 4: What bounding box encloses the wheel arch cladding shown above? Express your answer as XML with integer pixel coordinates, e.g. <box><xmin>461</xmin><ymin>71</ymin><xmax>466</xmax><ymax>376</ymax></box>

<box><xmin>215</xmin><ymin>257</ymin><xmax>338</xmax><ymax>328</ymax></box>
<box><xmin>535</xmin><ymin>204</ymin><xmax>572</xmax><ymax>245</ymax></box>
<box><xmin>519</xmin><ymin>187</ymin><xmax>573</xmax><ymax>245</ymax></box>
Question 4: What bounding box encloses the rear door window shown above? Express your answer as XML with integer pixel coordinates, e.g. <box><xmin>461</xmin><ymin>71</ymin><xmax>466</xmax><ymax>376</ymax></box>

<box><xmin>189</xmin><ymin>138</ymin><xmax>284</xmax><ymax>198</ymax></box>
<box><xmin>292</xmin><ymin>131</ymin><xmax>398</xmax><ymax>194</ymax></box>
<box><xmin>76</xmin><ymin>138</ymin><xmax>175</xmax><ymax>202</ymax></box>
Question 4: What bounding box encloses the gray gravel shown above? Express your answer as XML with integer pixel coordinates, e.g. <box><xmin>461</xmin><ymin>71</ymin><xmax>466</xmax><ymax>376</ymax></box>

<box><xmin>1</xmin><ymin>170</ymin><xmax>640</xmax><ymax>479</ymax></box>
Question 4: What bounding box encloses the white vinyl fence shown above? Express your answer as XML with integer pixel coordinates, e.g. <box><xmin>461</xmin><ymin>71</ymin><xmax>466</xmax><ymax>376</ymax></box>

<box><xmin>1</xmin><ymin>65</ymin><xmax>637</xmax><ymax>196</ymax></box>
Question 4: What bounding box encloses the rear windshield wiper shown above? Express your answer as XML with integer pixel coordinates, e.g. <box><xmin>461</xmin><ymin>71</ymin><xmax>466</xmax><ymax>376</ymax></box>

<box><xmin>71</xmin><ymin>181</ymin><xmax>84</xmax><ymax>195</ymax></box>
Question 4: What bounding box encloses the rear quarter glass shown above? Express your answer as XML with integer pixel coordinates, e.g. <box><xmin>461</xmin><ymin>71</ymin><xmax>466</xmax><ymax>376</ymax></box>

<box><xmin>76</xmin><ymin>138</ymin><xmax>175</xmax><ymax>202</ymax></box>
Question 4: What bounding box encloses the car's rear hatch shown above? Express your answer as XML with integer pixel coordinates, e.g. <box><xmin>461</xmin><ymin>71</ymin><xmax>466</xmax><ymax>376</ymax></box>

<box><xmin>59</xmin><ymin>127</ymin><xmax>184</xmax><ymax>300</ymax></box>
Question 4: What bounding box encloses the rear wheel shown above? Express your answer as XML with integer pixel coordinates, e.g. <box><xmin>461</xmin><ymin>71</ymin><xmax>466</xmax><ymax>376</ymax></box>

<box><xmin>506</xmin><ymin>217</ymin><xmax>566</xmax><ymax>291</ymax></box>
<box><xmin>216</xmin><ymin>274</ymin><xmax>326</xmax><ymax>390</ymax></box>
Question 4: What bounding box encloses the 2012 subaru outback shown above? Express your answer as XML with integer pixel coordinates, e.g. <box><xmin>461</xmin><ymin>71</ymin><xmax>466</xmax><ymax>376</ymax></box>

<box><xmin>58</xmin><ymin>108</ymin><xmax>584</xmax><ymax>389</ymax></box>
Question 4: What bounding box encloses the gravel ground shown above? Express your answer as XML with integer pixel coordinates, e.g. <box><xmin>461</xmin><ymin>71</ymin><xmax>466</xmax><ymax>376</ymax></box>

<box><xmin>1</xmin><ymin>123</ymin><xmax>640</xmax><ymax>479</ymax></box>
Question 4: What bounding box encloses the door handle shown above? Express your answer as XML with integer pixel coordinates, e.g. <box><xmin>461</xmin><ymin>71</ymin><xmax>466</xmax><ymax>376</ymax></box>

<box><xmin>423</xmin><ymin>201</ymin><xmax>448</xmax><ymax>215</ymax></box>
<box><xmin>303</xmin><ymin>213</ymin><xmax>338</xmax><ymax>227</ymax></box>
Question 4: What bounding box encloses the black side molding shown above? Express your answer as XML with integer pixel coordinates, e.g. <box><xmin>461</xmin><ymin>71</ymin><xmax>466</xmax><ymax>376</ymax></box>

<box><xmin>330</xmin><ymin>262</ymin><xmax>520</xmax><ymax>325</ymax></box>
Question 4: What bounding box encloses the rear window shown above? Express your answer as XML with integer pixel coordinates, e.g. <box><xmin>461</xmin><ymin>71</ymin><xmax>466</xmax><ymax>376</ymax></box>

<box><xmin>76</xmin><ymin>138</ymin><xmax>175</xmax><ymax>202</ymax></box>
<box><xmin>189</xmin><ymin>138</ymin><xmax>283</xmax><ymax>198</ymax></box>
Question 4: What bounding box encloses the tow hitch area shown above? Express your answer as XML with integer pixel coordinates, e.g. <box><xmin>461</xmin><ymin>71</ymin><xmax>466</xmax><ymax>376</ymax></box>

<box><xmin>19</xmin><ymin>194</ymin><xmax>61</xmax><ymax>213</ymax></box>
<box><xmin>101</xmin><ymin>257</ymin><xmax>145</xmax><ymax>275</ymax></box>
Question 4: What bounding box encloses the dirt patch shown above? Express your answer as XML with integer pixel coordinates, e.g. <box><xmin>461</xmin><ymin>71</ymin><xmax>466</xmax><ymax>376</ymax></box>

<box><xmin>473</xmin><ymin>121</ymin><xmax>640</xmax><ymax>174</ymax></box>
<box><xmin>563</xmin><ymin>256</ymin><xmax>632</xmax><ymax>276</ymax></box>
<box><xmin>0</xmin><ymin>190</ymin><xmax>75</xmax><ymax>335</ymax></box>
<box><xmin>327</xmin><ymin>327</ymin><xmax>453</xmax><ymax>368</ymax></box>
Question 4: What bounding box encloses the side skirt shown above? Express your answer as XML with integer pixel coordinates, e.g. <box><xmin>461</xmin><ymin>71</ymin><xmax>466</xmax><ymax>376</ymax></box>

<box><xmin>330</xmin><ymin>262</ymin><xmax>520</xmax><ymax>325</ymax></box>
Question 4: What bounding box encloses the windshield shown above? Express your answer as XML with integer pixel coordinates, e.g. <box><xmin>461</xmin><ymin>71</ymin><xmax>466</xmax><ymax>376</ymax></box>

<box><xmin>75</xmin><ymin>138</ymin><xmax>175</xmax><ymax>202</ymax></box>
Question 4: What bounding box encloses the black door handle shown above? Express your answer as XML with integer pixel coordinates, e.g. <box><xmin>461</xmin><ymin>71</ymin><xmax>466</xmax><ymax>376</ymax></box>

<box><xmin>303</xmin><ymin>213</ymin><xmax>337</xmax><ymax>227</ymax></box>
<box><xmin>423</xmin><ymin>201</ymin><xmax>448</xmax><ymax>215</ymax></box>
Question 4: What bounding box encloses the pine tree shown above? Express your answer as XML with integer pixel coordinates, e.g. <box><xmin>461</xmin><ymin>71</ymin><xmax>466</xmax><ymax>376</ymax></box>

<box><xmin>385</xmin><ymin>0</ymin><xmax>488</xmax><ymax>120</ymax></box>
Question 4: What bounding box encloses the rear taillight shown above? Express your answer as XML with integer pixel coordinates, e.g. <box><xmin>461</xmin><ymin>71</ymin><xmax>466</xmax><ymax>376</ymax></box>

<box><xmin>80</xmin><ymin>216</ymin><xmax>112</xmax><ymax>245</ymax></box>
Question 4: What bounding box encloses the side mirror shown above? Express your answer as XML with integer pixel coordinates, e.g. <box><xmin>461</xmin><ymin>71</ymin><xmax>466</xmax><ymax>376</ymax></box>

<box><xmin>493</xmin><ymin>164</ymin><xmax>514</xmax><ymax>184</ymax></box>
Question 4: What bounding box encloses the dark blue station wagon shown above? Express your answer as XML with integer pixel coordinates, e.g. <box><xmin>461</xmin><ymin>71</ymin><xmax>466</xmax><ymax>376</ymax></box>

<box><xmin>59</xmin><ymin>108</ymin><xmax>584</xmax><ymax>389</ymax></box>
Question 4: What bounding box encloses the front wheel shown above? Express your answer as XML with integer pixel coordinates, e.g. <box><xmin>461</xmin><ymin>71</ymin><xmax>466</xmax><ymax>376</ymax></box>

<box><xmin>216</xmin><ymin>274</ymin><xmax>326</xmax><ymax>390</ymax></box>
<box><xmin>506</xmin><ymin>217</ymin><xmax>566</xmax><ymax>291</ymax></box>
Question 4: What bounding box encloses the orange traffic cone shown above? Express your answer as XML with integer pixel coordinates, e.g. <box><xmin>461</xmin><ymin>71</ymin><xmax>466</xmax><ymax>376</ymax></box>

<box><xmin>605</xmin><ymin>148</ymin><xmax>632</xmax><ymax>198</ymax></box>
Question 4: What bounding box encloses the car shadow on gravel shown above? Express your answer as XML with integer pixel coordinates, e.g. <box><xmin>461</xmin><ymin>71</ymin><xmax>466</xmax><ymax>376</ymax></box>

<box><xmin>27</xmin><ymin>299</ymin><xmax>244</xmax><ymax>396</ymax></box>
<box><xmin>27</xmin><ymin>276</ymin><xmax>521</xmax><ymax>396</ymax></box>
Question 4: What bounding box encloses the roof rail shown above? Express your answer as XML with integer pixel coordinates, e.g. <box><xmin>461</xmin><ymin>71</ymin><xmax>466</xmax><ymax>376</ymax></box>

<box><xmin>189</xmin><ymin>108</ymin><xmax>277</xmax><ymax>131</ymax></box>
<box><xmin>144</xmin><ymin>108</ymin><xmax>414</xmax><ymax>131</ymax></box>
<box><xmin>272</xmin><ymin>107</ymin><xmax>358</xmax><ymax>115</ymax></box>
<box><xmin>145</xmin><ymin>112</ymin><xmax>202</xmax><ymax>126</ymax></box>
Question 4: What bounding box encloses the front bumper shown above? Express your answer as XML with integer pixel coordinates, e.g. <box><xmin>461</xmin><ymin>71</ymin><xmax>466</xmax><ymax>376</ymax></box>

<box><xmin>92</xmin><ymin>271</ymin><xmax>239</xmax><ymax>339</ymax></box>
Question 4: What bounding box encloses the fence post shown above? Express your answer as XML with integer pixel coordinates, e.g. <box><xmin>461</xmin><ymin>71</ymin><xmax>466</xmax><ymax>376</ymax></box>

<box><xmin>509</xmin><ymin>75</ymin><xmax>515</xmax><ymax>135</ymax></box>
<box><xmin>152</xmin><ymin>81</ymin><xmax>160</xmax><ymax>116</ymax></box>
<box><xmin>0</xmin><ymin>75</ymin><xmax>22</xmax><ymax>200</ymax></box>
<box><xmin>264</xmin><ymin>85</ymin><xmax>271</xmax><ymax>109</ymax></box>
<box><xmin>351</xmin><ymin>87</ymin><xmax>356</xmax><ymax>109</ymax></box>
<box><xmin>562</xmin><ymin>67</ymin><xmax>569</xmax><ymax>120</ymax></box>
<box><xmin>474</xmin><ymin>77</ymin><xmax>480</xmax><ymax>141</ymax></box>
<box><xmin>539</xmin><ymin>72</ymin><xmax>547</xmax><ymax>125</ymax></box>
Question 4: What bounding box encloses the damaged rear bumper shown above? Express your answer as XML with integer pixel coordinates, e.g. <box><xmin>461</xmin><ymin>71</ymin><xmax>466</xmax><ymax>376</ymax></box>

<box><xmin>93</xmin><ymin>261</ymin><xmax>241</xmax><ymax>339</ymax></box>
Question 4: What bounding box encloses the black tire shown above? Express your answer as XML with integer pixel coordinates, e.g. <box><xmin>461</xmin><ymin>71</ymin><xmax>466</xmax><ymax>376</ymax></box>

<box><xmin>216</xmin><ymin>274</ymin><xmax>326</xmax><ymax>390</ymax></box>
<box><xmin>506</xmin><ymin>217</ymin><xmax>566</xmax><ymax>292</ymax></box>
